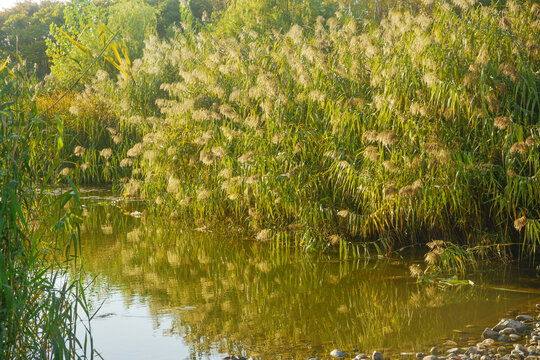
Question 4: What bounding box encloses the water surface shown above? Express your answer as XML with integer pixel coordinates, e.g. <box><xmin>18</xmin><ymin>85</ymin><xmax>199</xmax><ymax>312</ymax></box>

<box><xmin>75</xmin><ymin>189</ymin><xmax>540</xmax><ymax>360</ymax></box>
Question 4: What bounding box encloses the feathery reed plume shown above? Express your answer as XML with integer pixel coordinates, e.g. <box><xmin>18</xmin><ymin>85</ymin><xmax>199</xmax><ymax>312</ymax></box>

<box><xmin>197</xmin><ymin>189</ymin><xmax>211</xmax><ymax>201</ymax></box>
<box><xmin>364</xmin><ymin>145</ymin><xmax>380</xmax><ymax>162</ymax></box>
<box><xmin>409</xmin><ymin>264</ymin><xmax>423</xmax><ymax>278</ymax></box>
<box><xmin>256</xmin><ymin>229</ymin><xmax>271</xmax><ymax>241</ymax></box>
<box><xmin>74</xmin><ymin>146</ymin><xmax>85</xmax><ymax>157</ymax></box>
<box><xmin>363</xmin><ymin>130</ymin><xmax>379</xmax><ymax>143</ymax></box>
<box><xmin>384</xmin><ymin>185</ymin><xmax>398</xmax><ymax>199</ymax></box>
<box><xmin>514</xmin><ymin>216</ymin><xmax>527</xmax><ymax>231</ymax></box>
<box><xmin>382</xmin><ymin>160</ymin><xmax>397</xmax><ymax>173</ymax></box>
<box><xmin>99</xmin><ymin>148</ymin><xmax>112</xmax><ymax>159</ymax></box>
<box><xmin>127</xmin><ymin>143</ymin><xmax>144</xmax><ymax>157</ymax></box>
<box><xmin>427</xmin><ymin>240</ymin><xmax>445</xmax><ymax>249</ymax></box>
<box><xmin>167</xmin><ymin>177</ymin><xmax>180</xmax><ymax>194</ymax></box>
<box><xmin>509</xmin><ymin>142</ymin><xmax>528</xmax><ymax>155</ymax></box>
<box><xmin>120</xmin><ymin>158</ymin><xmax>133</xmax><ymax>168</ymax></box>
<box><xmin>238</xmin><ymin>151</ymin><xmax>254</xmax><ymax>164</ymax></box>
<box><xmin>377</xmin><ymin>130</ymin><xmax>398</xmax><ymax>146</ymax></box>
<box><xmin>494</xmin><ymin>116</ymin><xmax>510</xmax><ymax>130</ymax></box>
<box><xmin>399</xmin><ymin>185</ymin><xmax>416</xmax><ymax>197</ymax></box>
<box><xmin>424</xmin><ymin>251</ymin><xmax>438</xmax><ymax>265</ymax></box>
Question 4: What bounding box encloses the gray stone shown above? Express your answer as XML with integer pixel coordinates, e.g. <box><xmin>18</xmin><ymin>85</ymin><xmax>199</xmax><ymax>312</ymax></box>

<box><xmin>468</xmin><ymin>347</ymin><xmax>479</xmax><ymax>355</ymax></box>
<box><xmin>536</xmin><ymin>304</ymin><xmax>540</xmax><ymax>310</ymax></box>
<box><xmin>224</xmin><ymin>357</ymin><xmax>247</xmax><ymax>360</ymax></box>
<box><xmin>431</xmin><ymin>348</ymin><xmax>440</xmax><ymax>356</ymax></box>
<box><xmin>499</xmin><ymin>335</ymin><xmax>511</xmax><ymax>343</ymax></box>
<box><xmin>307</xmin><ymin>358</ymin><xmax>319</xmax><ymax>360</ymax></box>
<box><xmin>510</xmin><ymin>350</ymin><xmax>525</xmax><ymax>358</ymax></box>
<box><xmin>515</xmin><ymin>345</ymin><xmax>529</xmax><ymax>354</ymax></box>
<box><xmin>517</xmin><ymin>315</ymin><xmax>534</xmax><ymax>322</ymax></box>
<box><xmin>498</xmin><ymin>347</ymin><xmax>508</xmax><ymax>355</ymax></box>
<box><xmin>372</xmin><ymin>351</ymin><xmax>383</xmax><ymax>360</ymax></box>
<box><xmin>448</xmin><ymin>348</ymin><xmax>461</xmax><ymax>355</ymax></box>
<box><xmin>423</xmin><ymin>356</ymin><xmax>439</xmax><ymax>360</ymax></box>
<box><xmin>484</xmin><ymin>328</ymin><xmax>502</xmax><ymax>340</ymax></box>
<box><xmin>355</xmin><ymin>354</ymin><xmax>368</xmax><ymax>360</ymax></box>
<box><xmin>501</xmin><ymin>328</ymin><xmax>518</xmax><ymax>335</ymax></box>
<box><xmin>416</xmin><ymin>353</ymin><xmax>427</xmax><ymax>358</ymax></box>
<box><xmin>493</xmin><ymin>319</ymin><xmax>530</xmax><ymax>333</ymax></box>
<box><xmin>481</xmin><ymin>356</ymin><xmax>492</xmax><ymax>360</ymax></box>
<box><xmin>331</xmin><ymin>349</ymin><xmax>346</xmax><ymax>358</ymax></box>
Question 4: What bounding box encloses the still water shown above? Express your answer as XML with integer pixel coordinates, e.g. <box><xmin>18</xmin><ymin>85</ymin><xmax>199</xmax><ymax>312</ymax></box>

<box><xmin>75</xmin><ymin>189</ymin><xmax>540</xmax><ymax>360</ymax></box>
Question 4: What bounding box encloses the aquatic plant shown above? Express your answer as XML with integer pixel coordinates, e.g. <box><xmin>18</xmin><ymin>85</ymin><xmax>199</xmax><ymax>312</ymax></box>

<box><xmin>0</xmin><ymin>58</ymin><xmax>94</xmax><ymax>359</ymax></box>
<box><xmin>45</xmin><ymin>0</ymin><xmax>540</xmax><ymax>263</ymax></box>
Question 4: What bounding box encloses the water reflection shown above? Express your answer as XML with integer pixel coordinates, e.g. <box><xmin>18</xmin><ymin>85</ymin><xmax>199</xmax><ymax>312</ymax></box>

<box><xmin>76</xmin><ymin>192</ymin><xmax>540</xmax><ymax>360</ymax></box>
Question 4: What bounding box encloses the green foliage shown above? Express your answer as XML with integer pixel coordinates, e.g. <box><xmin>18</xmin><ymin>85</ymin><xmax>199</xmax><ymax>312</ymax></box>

<box><xmin>0</xmin><ymin>59</ymin><xmax>94</xmax><ymax>359</ymax></box>
<box><xmin>46</xmin><ymin>0</ymin><xmax>108</xmax><ymax>88</ymax></box>
<box><xmin>0</xmin><ymin>1</ymin><xmax>65</xmax><ymax>79</ymax></box>
<box><xmin>107</xmin><ymin>0</ymin><xmax>158</xmax><ymax>60</ymax></box>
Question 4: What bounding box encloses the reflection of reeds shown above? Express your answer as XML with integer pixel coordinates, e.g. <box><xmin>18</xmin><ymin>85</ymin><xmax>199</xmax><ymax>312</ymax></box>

<box><xmin>78</xmin><ymin>213</ymin><xmax>529</xmax><ymax>359</ymax></box>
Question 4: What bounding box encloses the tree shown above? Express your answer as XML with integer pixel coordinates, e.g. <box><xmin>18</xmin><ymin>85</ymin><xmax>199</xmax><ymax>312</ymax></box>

<box><xmin>0</xmin><ymin>1</ymin><xmax>65</xmax><ymax>79</ymax></box>
<box><xmin>107</xmin><ymin>0</ymin><xmax>158</xmax><ymax>60</ymax></box>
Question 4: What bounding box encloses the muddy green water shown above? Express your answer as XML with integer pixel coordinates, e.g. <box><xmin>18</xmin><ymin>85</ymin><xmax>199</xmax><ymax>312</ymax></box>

<box><xmin>75</xmin><ymin>189</ymin><xmax>540</xmax><ymax>360</ymax></box>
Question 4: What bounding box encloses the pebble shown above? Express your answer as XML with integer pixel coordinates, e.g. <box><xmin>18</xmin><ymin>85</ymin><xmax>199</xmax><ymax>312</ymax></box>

<box><xmin>501</xmin><ymin>328</ymin><xmax>518</xmax><ymax>335</ymax></box>
<box><xmin>516</xmin><ymin>315</ymin><xmax>534</xmax><ymax>322</ymax></box>
<box><xmin>536</xmin><ymin>304</ymin><xmax>540</xmax><ymax>310</ymax></box>
<box><xmin>493</xmin><ymin>319</ymin><xmax>529</xmax><ymax>333</ymax></box>
<box><xmin>355</xmin><ymin>354</ymin><xmax>367</xmax><ymax>359</ymax></box>
<box><xmin>480</xmin><ymin>356</ymin><xmax>492</xmax><ymax>360</ymax></box>
<box><xmin>423</xmin><ymin>356</ymin><xmax>439</xmax><ymax>360</ymax></box>
<box><xmin>223</xmin><ymin>357</ymin><xmax>246</xmax><ymax>360</ymax></box>
<box><xmin>447</xmin><ymin>348</ymin><xmax>461</xmax><ymax>355</ymax></box>
<box><xmin>498</xmin><ymin>347</ymin><xmax>508</xmax><ymax>355</ymax></box>
<box><xmin>510</xmin><ymin>334</ymin><xmax>522</xmax><ymax>342</ymax></box>
<box><xmin>330</xmin><ymin>349</ymin><xmax>346</xmax><ymax>358</ymax></box>
<box><xmin>483</xmin><ymin>328</ymin><xmax>502</xmax><ymax>340</ymax></box>
<box><xmin>510</xmin><ymin>350</ymin><xmax>525</xmax><ymax>357</ymax></box>
<box><xmin>416</xmin><ymin>353</ymin><xmax>427</xmax><ymax>358</ymax></box>
<box><xmin>372</xmin><ymin>351</ymin><xmax>383</xmax><ymax>360</ymax></box>
<box><xmin>431</xmin><ymin>347</ymin><xmax>440</xmax><ymax>356</ymax></box>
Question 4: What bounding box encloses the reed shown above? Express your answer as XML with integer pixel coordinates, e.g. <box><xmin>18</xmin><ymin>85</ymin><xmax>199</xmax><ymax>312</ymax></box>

<box><xmin>49</xmin><ymin>0</ymin><xmax>539</xmax><ymax>263</ymax></box>
<box><xmin>0</xmin><ymin>58</ymin><xmax>95</xmax><ymax>359</ymax></box>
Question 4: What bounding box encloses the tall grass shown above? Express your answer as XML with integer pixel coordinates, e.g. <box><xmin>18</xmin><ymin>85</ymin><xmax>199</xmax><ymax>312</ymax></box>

<box><xmin>49</xmin><ymin>0</ymin><xmax>540</xmax><ymax>263</ymax></box>
<box><xmin>0</xmin><ymin>59</ymin><xmax>95</xmax><ymax>359</ymax></box>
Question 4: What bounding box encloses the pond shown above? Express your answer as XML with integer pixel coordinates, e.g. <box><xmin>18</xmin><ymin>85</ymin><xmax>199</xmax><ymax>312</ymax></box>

<box><xmin>74</xmin><ymin>189</ymin><xmax>540</xmax><ymax>360</ymax></box>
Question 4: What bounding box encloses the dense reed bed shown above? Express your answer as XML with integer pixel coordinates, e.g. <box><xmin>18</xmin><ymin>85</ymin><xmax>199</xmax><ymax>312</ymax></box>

<box><xmin>46</xmin><ymin>0</ymin><xmax>539</xmax><ymax>263</ymax></box>
<box><xmin>0</xmin><ymin>60</ymin><xmax>94</xmax><ymax>358</ymax></box>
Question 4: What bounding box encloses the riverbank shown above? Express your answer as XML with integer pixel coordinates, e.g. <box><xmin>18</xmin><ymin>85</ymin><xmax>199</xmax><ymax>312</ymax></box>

<box><xmin>302</xmin><ymin>305</ymin><xmax>540</xmax><ymax>360</ymax></box>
